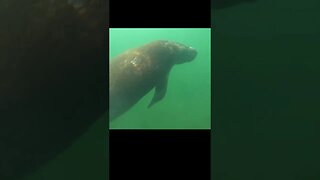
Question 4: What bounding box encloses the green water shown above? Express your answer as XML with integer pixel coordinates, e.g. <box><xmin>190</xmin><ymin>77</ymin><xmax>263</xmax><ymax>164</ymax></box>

<box><xmin>109</xmin><ymin>28</ymin><xmax>211</xmax><ymax>129</ymax></box>
<box><xmin>212</xmin><ymin>1</ymin><xmax>320</xmax><ymax>179</ymax></box>
<box><xmin>21</xmin><ymin>115</ymin><xmax>107</xmax><ymax>180</ymax></box>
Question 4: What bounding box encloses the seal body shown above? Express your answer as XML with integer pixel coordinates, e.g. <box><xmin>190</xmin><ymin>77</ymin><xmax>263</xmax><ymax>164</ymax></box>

<box><xmin>109</xmin><ymin>40</ymin><xmax>197</xmax><ymax>121</ymax></box>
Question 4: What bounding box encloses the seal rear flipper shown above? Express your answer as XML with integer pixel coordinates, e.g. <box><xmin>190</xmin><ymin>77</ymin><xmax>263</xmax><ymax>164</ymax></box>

<box><xmin>148</xmin><ymin>76</ymin><xmax>168</xmax><ymax>108</ymax></box>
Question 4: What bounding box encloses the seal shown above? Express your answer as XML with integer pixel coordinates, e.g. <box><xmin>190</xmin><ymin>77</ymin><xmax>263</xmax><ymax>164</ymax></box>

<box><xmin>109</xmin><ymin>40</ymin><xmax>197</xmax><ymax>121</ymax></box>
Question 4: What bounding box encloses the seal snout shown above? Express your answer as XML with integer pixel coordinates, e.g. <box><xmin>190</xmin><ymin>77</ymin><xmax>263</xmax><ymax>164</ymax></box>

<box><xmin>188</xmin><ymin>46</ymin><xmax>197</xmax><ymax>60</ymax></box>
<box><xmin>173</xmin><ymin>45</ymin><xmax>198</xmax><ymax>64</ymax></box>
<box><xmin>182</xmin><ymin>46</ymin><xmax>197</xmax><ymax>63</ymax></box>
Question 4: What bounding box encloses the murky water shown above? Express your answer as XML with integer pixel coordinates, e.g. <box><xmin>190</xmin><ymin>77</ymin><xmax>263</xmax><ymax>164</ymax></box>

<box><xmin>212</xmin><ymin>1</ymin><xmax>320</xmax><ymax>179</ymax></box>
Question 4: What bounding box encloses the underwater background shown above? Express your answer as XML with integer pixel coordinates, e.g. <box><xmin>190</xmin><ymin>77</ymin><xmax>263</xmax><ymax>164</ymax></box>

<box><xmin>212</xmin><ymin>0</ymin><xmax>320</xmax><ymax>179</ymax></box>
<box><xmin>20</xmin><ymin>115</ymin><xmax>107</xmax><ymax>180</ymax></box>
<box><xmin>109</xmin><ymin>28</ymin><xmax>211</xmax><ymax>129</ymax></box>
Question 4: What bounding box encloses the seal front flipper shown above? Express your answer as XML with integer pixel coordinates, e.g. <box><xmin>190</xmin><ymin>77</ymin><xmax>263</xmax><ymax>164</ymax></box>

<box><xmin>148</xmin><ymin>76</ymin><xmax>168</xmax><ymax>108</ymax></box>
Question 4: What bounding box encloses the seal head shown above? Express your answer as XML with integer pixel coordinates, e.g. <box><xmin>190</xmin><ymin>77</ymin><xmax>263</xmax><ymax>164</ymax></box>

<box><xmin>161</xmin><ymin>40</ymin><xmax>197</xmax><ymax>64</ymax></box>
